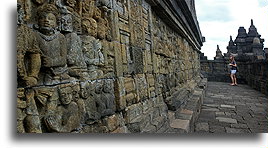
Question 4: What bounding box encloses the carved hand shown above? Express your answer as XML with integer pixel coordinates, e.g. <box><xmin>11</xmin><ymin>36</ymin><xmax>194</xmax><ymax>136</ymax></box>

<box><xmin>43</xmin><ymin>56</ymin><xmax>53</xmax><ymax>67</ymax></box>
<box><xmin>25</xmin><ymin>76</ymin><xmax>38</xmax><ymax>87</ymax></box>
<box><xmin>45</xmin><ymin>115</ymin><xmax>60</xmax><ymax>132</ymax></box>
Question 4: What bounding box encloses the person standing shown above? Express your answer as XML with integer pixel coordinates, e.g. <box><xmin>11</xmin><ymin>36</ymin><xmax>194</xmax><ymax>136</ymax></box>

<box><xmin>229</xmin><ymin>55</ymin><xmax>237</xmax><ymax>86</ymax></box>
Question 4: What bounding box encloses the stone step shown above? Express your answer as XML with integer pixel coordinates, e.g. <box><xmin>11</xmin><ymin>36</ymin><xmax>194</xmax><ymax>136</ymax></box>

<box><xmin>168</xmin><ymin>78</ymin><xmax>207</xmax><ymax>133</ymax></box>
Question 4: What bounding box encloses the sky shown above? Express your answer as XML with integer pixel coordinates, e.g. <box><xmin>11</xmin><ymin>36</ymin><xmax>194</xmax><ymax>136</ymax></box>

<box><xmin>195</xmin><ymin>0</ymin><xmax>268</xmax><ymax>59</ymax></box>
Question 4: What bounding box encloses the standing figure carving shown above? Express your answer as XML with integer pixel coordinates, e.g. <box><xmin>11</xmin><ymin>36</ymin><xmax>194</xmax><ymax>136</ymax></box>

<box><xmin>17</xmin><ymin>2</ymin><xmax>41</xmax><ymax>88</ymax></box>
<box><xmin>17</xmin><ymin>1</ymin><xmax>42</xmax><ymax>133</ymax></box>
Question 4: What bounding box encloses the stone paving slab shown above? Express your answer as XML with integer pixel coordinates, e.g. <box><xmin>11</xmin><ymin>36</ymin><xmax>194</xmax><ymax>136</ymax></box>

<box><xmin>216</xmin><ymin>117</ymin><xmax>237</xmax><ymax>124</ymax></box>
<box><xmin>194</xmin><ymin>82</ymin><xmax>268</xmax><ymax>133</ymax></box>
<box><xmin>220</xmin><ymin>104</ymin><xmax>236</xmax><ymax>109</ymax></box>
<box><xmin>225</xmin><ymin>127</ymin><xmax>250</xmax><ymax>133</ymax></box>
<box><xmin>170</xmin><ymin>119</ymin><xmax>190</xmax><ymax>132</ymax></box>
<box><xmin>230</xmin><ymin>124</ymin><xmax>248</xmax><ymax>129</ymax></box>
<box><xmin>195</xmin><ymin>122</ymin><xmax>209</xmax><ymax>132</ymax></box>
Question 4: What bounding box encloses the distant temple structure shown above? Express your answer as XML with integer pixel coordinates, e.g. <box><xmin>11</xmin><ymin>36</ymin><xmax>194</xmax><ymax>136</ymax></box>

<box><xmin>200</xmin><ymin>19</ymin><xmax>268</xmax><ymax>95</ymax></box>
<box><xmin>225</xmin><ymin>19</ymin><xmax>265</xmax><ymax>60</ymax></box>
<box><xmin>214</xmin><ymin>45</ymin><xmax>224</xmax><ymax>60</ymax></box>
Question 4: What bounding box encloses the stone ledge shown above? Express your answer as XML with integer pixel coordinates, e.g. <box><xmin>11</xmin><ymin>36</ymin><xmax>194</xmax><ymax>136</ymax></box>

<box><xmin>168</xmin><ymin>77</ymin><xmax>207</xmax><ymax>133</ymax></box>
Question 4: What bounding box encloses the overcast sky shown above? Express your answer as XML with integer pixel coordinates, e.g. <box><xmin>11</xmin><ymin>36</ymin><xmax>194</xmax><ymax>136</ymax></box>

<box><xmin>195</xmin><ymin>0</ymin><xmax>268</xmax><ymax>59</ymax></box>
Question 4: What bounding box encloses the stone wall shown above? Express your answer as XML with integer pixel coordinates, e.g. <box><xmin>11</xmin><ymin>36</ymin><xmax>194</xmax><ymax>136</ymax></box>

<box><xmin>236</xmin><ymin>59</ymin><xmax>268</xmax><ymax>95</ymax></box>
<box><xmin>200</xmin><ymin>60</ymin><xmax>229</xmax><ymax>82</ymax></box>
<box><xmin>17</xmin><ymin>0</ymin><xmax>205</xmax><ymax>133</ymax></box>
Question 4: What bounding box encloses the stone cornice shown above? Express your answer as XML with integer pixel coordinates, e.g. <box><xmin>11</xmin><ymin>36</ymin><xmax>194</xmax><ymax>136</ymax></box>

<box><xmin>145</xmin><ymin>0</ymin><xmax>203</xmax><ymax>51</ymax></box>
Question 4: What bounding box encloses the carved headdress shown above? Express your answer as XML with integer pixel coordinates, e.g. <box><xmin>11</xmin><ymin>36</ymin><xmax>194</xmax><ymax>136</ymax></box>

<box><xmin>37</xmin><ymin>3</ymin><xmax>59</xmax><ymax>20</ymax></box>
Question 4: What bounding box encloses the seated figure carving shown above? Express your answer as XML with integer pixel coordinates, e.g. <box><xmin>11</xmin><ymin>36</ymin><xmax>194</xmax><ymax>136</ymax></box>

<box><xmin>100</xmin><ymin>79</ymin><xmax>116</xmax><ymax>116</ymax></box>
<box><xmin>61</xmin><ymin>13</ymin><xmax>89</xmax><ymax>80</ymax></box>
<box><xmin>81</xmin><ymin>17</ymin><xmax>104</xmax><ymax>80</ymax></box>
<box><xmin>80</xmin><ymin>81</ymin><xmax>101</xmax><ymax>123</ymax></box>
<box><xmin>89</xmin><ymin>80</ymin><xmax>115</xmax><ymax>118</ymax></box>
<box><xmin>35</xmin><ymin>4</ymin><xmax>71</xmax><ymax>85</ymax></box>
<box><xmin>71</xmin><ymin>83</ymin><xmax>86</xmax><ymax>124</ymax></box>
<box><xmin>94</xmin><ymin>7</ymin><xmax>107</xmax><ymax>40</ymax></box>
<box><xmin>45</xmin><ymin>84</ymin><xmax>80</xmax><ymax>133</ymax></box>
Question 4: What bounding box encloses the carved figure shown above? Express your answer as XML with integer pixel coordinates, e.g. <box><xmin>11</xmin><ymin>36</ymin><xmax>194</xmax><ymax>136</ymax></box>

<box><xmin>24</xmin><ymin>89</ymin><xmax>43</xmax><ymax>133</ymax></box>
<box><xmin>17</xmin><ymin>2</ymin><xmax>41</xmax><ymax>87</ymax></box>
<box><xmin>81</xmin><ymin>18</ymin><xmax>105</xmax><ymax>79</ymax></box>
<box><xmin>100</xmin><ymin>79</ymin><xmax>116</xmax><ymax>116</ymax></box>
<box><xmin>81</xmin><ymin>0</ymin><xmax>95</xmax><ymax>19</ymax></box>
<box><xmin>61</xmin><ymin>13</ymin><xmax>88</xmax><ymax>79</ymax></box>
<box><xmin>94</xmin><ymin>7</ymin><xmax>109</xmax><ymax>40</ymax></box>
<box><xmin>36</xmin><ymin>4</ymin><xmax>71</xmax><ymax>85</ymax></box>
<box><xmin>17</xmin><ymin>1</ymin><xmax>43</xmax><ymax>133</ymax></box>
<box><xmin>80</xmin><ymin>81</ymin><xmax>101</xmax><ymax>122</ymax></box>
<box><xmin>45</xmin><ymin>84</ymin><xmax>80</xmax><ymax>132</ymax></box>
<box><xmin>71</xmin><ymin>83</ymin><xmax>86</xmax><ymax>123</ymax></box>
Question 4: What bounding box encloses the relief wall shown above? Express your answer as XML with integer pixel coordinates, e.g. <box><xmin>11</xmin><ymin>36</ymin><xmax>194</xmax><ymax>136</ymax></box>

<box><xmin>17</xmin><ymin>0</ymin><xmax>204</xmax><ymax>133</ymax></box>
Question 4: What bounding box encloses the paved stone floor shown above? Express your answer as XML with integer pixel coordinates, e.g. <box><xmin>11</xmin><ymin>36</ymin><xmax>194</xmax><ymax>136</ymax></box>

<box><xmin>194</xmin><ymin>82</ymin><xmax>268</xmax><ymax>133</ymax></box>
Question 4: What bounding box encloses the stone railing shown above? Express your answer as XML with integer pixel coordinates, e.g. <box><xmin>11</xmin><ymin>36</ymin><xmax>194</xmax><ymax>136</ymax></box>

<box><xmin>200</xmin><ymin>55</ymin><xmax>268</xmax><ymax>95</ymax></box>
<box><xmin>17</xmin><ymin>0</ymin><xmax>205</xmax><ymax>133</ymax></box>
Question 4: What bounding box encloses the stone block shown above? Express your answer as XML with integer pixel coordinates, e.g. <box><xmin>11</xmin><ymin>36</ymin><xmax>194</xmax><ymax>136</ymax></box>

<box><xmin>195</xmin><ymin>122</ymin><xmax>209</xmax><ymax>132</ymax></box>
<box><xmin>102</xmin><ymin>115</ymin><xmax>119</xmax><ymax>132</ymax></box>
<box><xmin>114</xmin><ymin>42</ymin><xmax>124</xmax><ymax>77</ymax></box>
<box><xmin>231</xmin><ymin>124</ymin><xmax>248</xmax><ymax>129</ymax></box>
<box><xmin>165</xmin><ymin>88</ymin><xmax>190</xmax><ymax>111</ymax></box>
<box><xmin>225</xmin><ymin>127</ymin><xmax>250</xmax><ymax>133</ymax></box>
<box><xmin>124</xmin><ymin>93</ymin><xmax>136</xmax><ymax>106</ymax></box>
<box><xmin>121</xmin><ymin>44</ymin><xmax>128</xmax><ymax>64</ymax></box>
<box><xmin>142</xmin><ymin>99</ymin><xmax>153</xmax><ymax>113</ymax></box>
<box><xmin>220</xmin><ymin>104</ymin><xmax>236</xmax><ymax>109</ymax></box>
<box><xmin>129</xmin><ymin>47</ymin><xmax>144</xmax><ymax>74</ymax></box>
<box><xmin>146</xmin><ymin>74</ymin><xmax>155</xmax><ymax>87</ymax></box>
<box><xmin>124</xmin><ymin>103</ymin><xmax>143</xmax><ymax>124</ymax></box>
<box><xmin>216</xmin><ymin>117</ymin><xmax>238</xmax><ymax>124</ymax></box>
<box><xmin>111</xmin><ymin>126</ymin><xmax>130</xmax><ymax>133</ymax></box>
<box><xmin>134</xmin><ymin>74</ymin><xmax>148</xmax><ymax>100</ymax></box>
<box><xmin>170</xmin><ymin>119</ymin><xmax>190</xmax><ymax>133</ymax></box>
<box><xmin>114</xmin><ymin>77</ymin><xmax>126</xmax><ymax>111</ymax></box>
<box><xmin>124</xmin><ymin>77</ymin><xmax>136</xmax><ymax>93</ymax></box>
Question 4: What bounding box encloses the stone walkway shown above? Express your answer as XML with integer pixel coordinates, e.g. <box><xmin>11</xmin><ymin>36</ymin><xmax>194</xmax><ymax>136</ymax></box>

<box><xmin>194</xmin><ymin>82</ymin><xmax>268</xmax><ymax>133</ymax></box>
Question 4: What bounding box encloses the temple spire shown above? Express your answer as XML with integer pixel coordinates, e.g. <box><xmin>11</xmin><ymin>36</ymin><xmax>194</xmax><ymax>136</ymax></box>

<box><xmin>248</xmin><ymin>19</ymin><xmax>259</xmax><ymax>37</ymax></box>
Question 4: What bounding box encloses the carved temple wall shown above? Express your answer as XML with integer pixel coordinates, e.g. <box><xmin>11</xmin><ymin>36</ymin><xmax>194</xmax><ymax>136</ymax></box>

<box><xmin>17</xmin><ymin>0</ymin><xmax>205</xmax><ymax>133</ymax></box>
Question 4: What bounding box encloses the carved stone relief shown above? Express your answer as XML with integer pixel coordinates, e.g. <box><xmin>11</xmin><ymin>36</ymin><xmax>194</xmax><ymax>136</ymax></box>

<box><xmin>17</xmin><ymin>0</ymin><xmax>202</xmax><ymax>133</ymax></box>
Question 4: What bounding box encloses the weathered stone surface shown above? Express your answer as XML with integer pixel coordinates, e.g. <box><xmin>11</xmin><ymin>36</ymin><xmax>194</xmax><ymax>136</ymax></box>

<box><xmin>216</xmin><ymin>117</ymin><xmax>238</xmax><ymax>124</ymax></box>
<box><xmin>195</xmin><ymin>122</ymin><xmax>209</xmax><ymax>132</ymax></box>
<box><xmin>225</xmin><ymin>127</ymin><xmax>250</xmax><ymax>133</ymax></box>
<box><xmin>195</xmin><ymin>82</ymin><xmax>268</xmax><ymax>133</ymax></box>
<box><xmin>17</xmin><ymin>0</ymin><xmax>204</xmax><ymax>133</ymax></box>
<box><xmin>231</xmin><ymin>124</ymin><xmax>248</xmax><ymax>129</ymax></box>
<box><xmin>220</xmin><ymin>104</ymin><xmax>236</xmax><ymax>109</ymax></box>
<box><xmin>170</xmin><ymin>119</ymin><xmax>190</xmax><ymax>132</ymax></box>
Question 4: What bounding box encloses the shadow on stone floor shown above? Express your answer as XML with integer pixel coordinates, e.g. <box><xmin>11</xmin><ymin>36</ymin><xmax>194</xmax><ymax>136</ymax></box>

<box><xmin>13</xmin><ymin>133</ymin><xmax>261</xmax><ymax>142</ymax></box>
